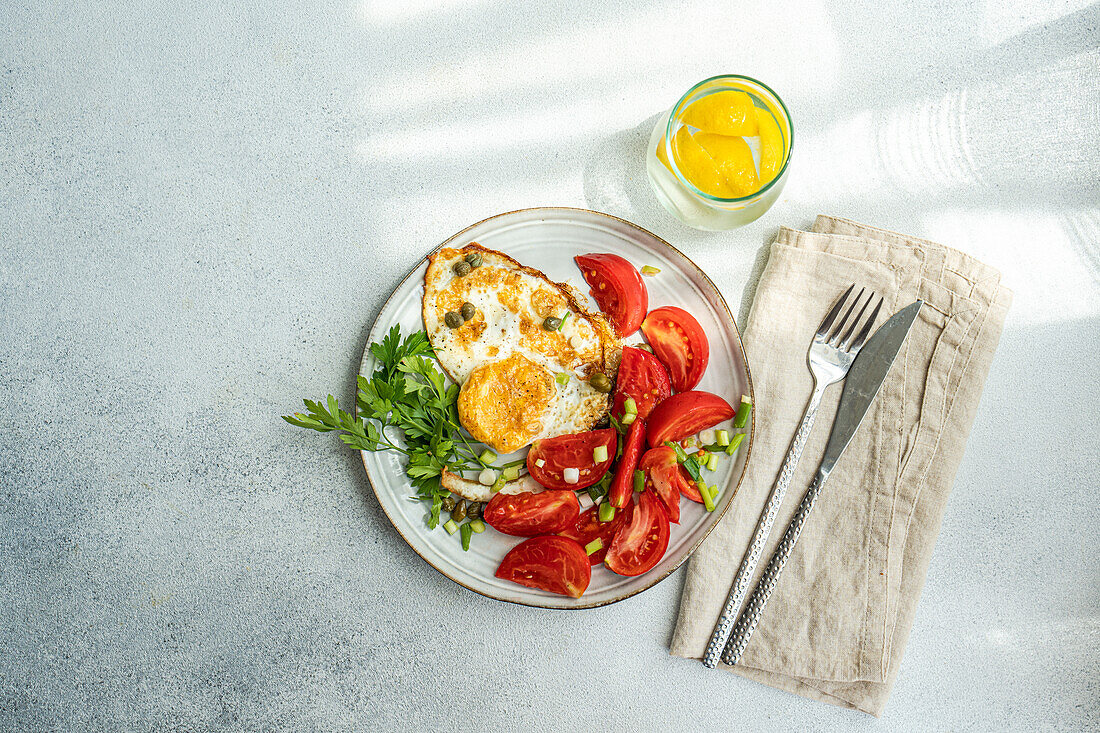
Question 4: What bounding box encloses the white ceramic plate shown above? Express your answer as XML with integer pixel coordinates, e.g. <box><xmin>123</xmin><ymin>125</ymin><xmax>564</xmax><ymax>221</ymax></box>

<box><xmin>360</xmin><ymin>208</ymin><xmax>754</xmax><ymax>608</ymax></box>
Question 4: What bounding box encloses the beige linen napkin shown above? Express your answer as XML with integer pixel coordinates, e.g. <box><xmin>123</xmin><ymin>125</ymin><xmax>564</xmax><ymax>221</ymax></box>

<box><xmin>670</xmin><ymin>216</ymin><xmax>1012</xmax><ymax>716</ymax></box>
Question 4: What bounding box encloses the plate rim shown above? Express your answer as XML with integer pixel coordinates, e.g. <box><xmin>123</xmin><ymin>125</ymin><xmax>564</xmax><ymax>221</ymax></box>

<box><xmin>358</xmin><ymin>206</ymin><xmax>756</xmax><ymax>609</ymax></box>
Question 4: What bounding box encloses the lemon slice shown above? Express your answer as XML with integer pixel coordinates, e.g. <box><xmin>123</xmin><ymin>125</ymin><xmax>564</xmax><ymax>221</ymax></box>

<box><xmin>756</xmin><ymin>108</ymin><xmax>785</xmax><ymax>185</ymax></box>
<box><xmin>694</xmin><ymin>133</ymin><xmax>760</xmax><ymax>198</ymax></box>
<box><xmin>679</xmin><ymin>90</ymin><xmax>759</xmax><ymax>137</ymax></box>
<box><xmin>667</xmin><ymin>127</ymin><xmax>737</xmax><ymax>197</ymax></box>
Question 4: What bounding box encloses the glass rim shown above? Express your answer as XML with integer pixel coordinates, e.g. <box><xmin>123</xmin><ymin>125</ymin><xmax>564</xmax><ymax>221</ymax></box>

<box><xmin>662</xmin><ymin>74</ymin><xmax>794</xmax><ymax>204</ymax></box>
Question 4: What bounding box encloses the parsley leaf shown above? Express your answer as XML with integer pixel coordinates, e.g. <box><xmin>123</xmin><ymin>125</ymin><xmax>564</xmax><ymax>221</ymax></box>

<box><xmin>284</xmin><ymin>328</ymin><xmax>487</xmax><ymax>532</ymax></box>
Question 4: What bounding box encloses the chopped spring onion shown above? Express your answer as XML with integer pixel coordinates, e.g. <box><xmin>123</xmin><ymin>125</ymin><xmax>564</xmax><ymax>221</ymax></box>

<box><xmin>503</xmin><ymin>465</ymin><xmax>520</xmax><ymax>481</ymax></box>
<box><xmin>598</xmin><ymin>502</ymin><xmax>616</xmax><ymax>523</ymax></box>
<box><xmin>681</xmin><ymin>455</ymin><xmax>702</xmax><ymax>482</ymax></box>
<box><xmin>623</xmin><ymin>397</ymin><xmax>638</xmax><ymax>416</ymax></box>
<box><xmin>709</xmin><ymin>484</ymin><xmax>720</xmax><ymax>500</ymax></box>
<box><xmin>469</xmin><ymin>519</ymin><xmax>486</xmax><ymax>534</ymax></box>
<box><xmin>478</xmin><ymin>468</ymin><xmax>496</xmax><ymax>486</ymax></box>
<box><xmin>593</xmin><ymin>445</ymin><xmax>609</xmax><ymax>463</ymax></box>
<box><xmin>716</xmin><ymin>429</ymin><xmax>730</xmax><ymax>447</ymax></box>
<box><xmin>443</xmin><ymin>519</ymin><xmax>459</xmax><ymax>535</ymax></box>
<box><xmin>725</xmin><ymin>432</ymin><xmax>745</xmax><ymax>456</ymax></box>
<box><xmin>491</xmin><ymin>473</ymin><xmax>506</xmax><ymax>493</ymax></box>
<box><xmin>555</xmin><ymin>372</ymin><xmax>570</xmax><ymax>386</ymax></box>
<box><xmin>479</xmin><ymin>449</ymin><xmax>497</xmax><ymax>465</ymax></box>
<box><xmin>620</xmin><ymin>411</ymin><xmax>636</xmax><ymax>426</ymax></box>
<box><xmin>682</xmin><ymin>435</ymin><xmax>699</xmax><ymax>449</ymax></box>
<box><xmin>698</xmin><ymin>428</ymin><xmax>716</xmax><ymax>445</ymax></box>
<box><xmin>563</xmin><ymin>467</ymin><xmax>580</xmax><ymax>484</ymax></box>
<box><xmin>734</xmin><ymin>395</ymin><xmax>752</xmax><ymax>429</ymax></box>
<box><xmin>641</xmin><ymin>265</ymin><xmax>661</xmax><ymax>276</ymax></box>
<box><xmin>666</xmin><ymin>441</ymin><xmax>689</xmax><ymax>463</ymax></box>
<box><xmin>588</xmin><ymin>475</ymin><xmax>610</xmax><ymax>503</ymax></box>
<box><xmin>534</xmin><ymin>458</ymin><xmax>546</xmax><ymax>468</ymax></box>
<box><xmin>706</xmin><ymin>453</ymin><xmax>718</xmax><ymax>471</ymax></box>
<box><xmin>633</xmin><ymin>469</ymin><xmax>645</xmax><ymax>492</ymax></box>
<box><xmin>584</xmin><ymin>538</ymin><xmax>604</xmax><ymax>555</ymax></box>
<box><xmin>558</xmin><ymin>311</ymin><xmax>571</xmax><ymax>330</ymax></box>
<box><xmin>460</xmin><ymin>522</ymin><xmax>473</xmax><ymax>551</ymax></box>
<box><xmin>699</xmin><ymin>480</ymin><xmax>715</xmax><ymax>512</ymax></box>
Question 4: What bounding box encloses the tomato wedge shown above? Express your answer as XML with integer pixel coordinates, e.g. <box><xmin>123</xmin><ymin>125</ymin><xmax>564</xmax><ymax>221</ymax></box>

<box><xmin>527</xmin><ymin>429</ymin><xmax>616</xmax><ymax>490</ymax></box>
<box><xmin>557</xmin><ymin>503</ymin><xmax>629</xmax><ymax>565</ymax></box>
<box><xmin>641</xmin><ymin>306</ymin><xmax>710</xmax><ymax>391</ymax></box>
<box><xmin>611</xmin><ymin>346</ymin><xmax>672</xmax><ymax>421</ymax></box>
<box><xmin>483</xmin><ymin>490</ymin><xmax>580</xmax><ymax>537</ymax></box>
<box><xmin>638</xmin><ymin>445</ymin><xmax>697</xmax><ymax>521</ymax></box>
<box><xmin>646</xmin><ymin>391</ymin><xmax>735</xmax><ymax>448</ymax></box>
<box><xmin>604</xmin><ymin>489</ymin><xmax>670</xmax><ymax>577</ymax></box>
<box><xmin>495</xmin><ymin>536</ymin><xmax>592</xmax><ymax>598</ymax></box>
<box><xmin>608</xmin><ymin>418</ymin><xmax>646</xmax><ymax>509</ymax></box>
<box><xmin>575</xmin><ymin>253</ymin><xmax>648</xmax><ymax>336</ymax></box>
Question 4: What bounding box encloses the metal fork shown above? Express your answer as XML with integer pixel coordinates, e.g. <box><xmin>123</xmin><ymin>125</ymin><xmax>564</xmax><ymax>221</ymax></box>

<box><xmin>702</xmin><ymin>284</ymin><xmax>884</xmax><ymax>668</ymax></box>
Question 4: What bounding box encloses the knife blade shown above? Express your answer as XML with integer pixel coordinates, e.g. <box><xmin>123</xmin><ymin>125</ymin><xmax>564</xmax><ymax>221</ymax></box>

<box><xmin>820</xmin><ymin>299</ymin><xmax>923</xmax><ymax>473</ymax></box>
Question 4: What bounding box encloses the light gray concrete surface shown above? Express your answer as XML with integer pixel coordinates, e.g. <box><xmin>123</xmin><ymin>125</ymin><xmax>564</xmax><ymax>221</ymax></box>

<box><xmin>2</xmin><ymin>1</ymin><xmax>1097</xmax><ymax>730</ymax></box>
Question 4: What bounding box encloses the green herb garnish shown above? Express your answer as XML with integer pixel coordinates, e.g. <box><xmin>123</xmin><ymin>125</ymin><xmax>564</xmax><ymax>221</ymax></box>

<box><xmin>725</xmin><ymin>433</ymin><xmax>745</xmax><ymax>456</ymax></box>
<box><xmin>733</xmin><ymin>395</ymin><xmax>752</xmax><ymax>429</ymax></box>
<box><xmin>283</xmin><ymin>326</ymin><xmax>489</xmax><ymax>532</ymax></box>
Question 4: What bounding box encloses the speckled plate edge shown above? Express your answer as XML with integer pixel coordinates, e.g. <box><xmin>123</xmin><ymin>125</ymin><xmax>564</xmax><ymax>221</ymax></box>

<box><xmin>358</xmin><ymin>207</ymin><xmax>755</xmax><ymax>609</ymax></box>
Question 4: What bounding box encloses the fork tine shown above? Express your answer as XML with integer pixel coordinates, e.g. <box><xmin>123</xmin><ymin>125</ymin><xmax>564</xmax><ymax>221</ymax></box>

<box><xmin>839</xmin><ymin>290</ymin><xmax>875</xmax><ymax>347</ymax></box>
<box><xmin>828</xmin><ymin>287</ymin><xmax>865</xmax><ymax>344</ymax></box>
<box><xmin>848</xmin><ymin>296</ymin><xmax>884</xmax><ymax>352</ymax></box>
<box><xmin>816</xmin><ymin>284</ymin><xmax>855</xmax><ymax>338</ymax></box>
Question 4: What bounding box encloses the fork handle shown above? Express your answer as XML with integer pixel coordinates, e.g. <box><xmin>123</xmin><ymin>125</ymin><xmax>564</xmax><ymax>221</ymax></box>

<box><xmin>721</xmin><ymin>467</ymin><xmax>829</xmax><ymax>666</ymax></box>
<box><xmin>701</xmin><ymin>388</ymin><xmax>823</xmax><ymax>668</ymax></box>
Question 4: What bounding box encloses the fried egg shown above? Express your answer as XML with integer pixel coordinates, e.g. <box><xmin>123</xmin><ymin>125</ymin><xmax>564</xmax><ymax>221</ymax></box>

<box><xmin>423</xmin><ymin>243</ymin><xmax>621</xmax><ymax>454</ymax></box>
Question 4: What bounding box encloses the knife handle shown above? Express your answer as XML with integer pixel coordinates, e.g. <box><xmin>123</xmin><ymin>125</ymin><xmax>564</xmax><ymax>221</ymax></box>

<box><xmin>721</xmin><ymin>468</ymin><xmax>829</xmax><ymax>666</ymax></box>
<box><xmin>702</xmin><ymin>390</ymin><xmax>823</xmax><ymax>669</ymax></box>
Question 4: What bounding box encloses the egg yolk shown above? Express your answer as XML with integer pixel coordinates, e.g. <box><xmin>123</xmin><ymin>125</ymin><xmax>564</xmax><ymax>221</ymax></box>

<box><xmin>457</xmin><ymin>353</ymin><xmax>554</xmax><ymax>454</ymax></box>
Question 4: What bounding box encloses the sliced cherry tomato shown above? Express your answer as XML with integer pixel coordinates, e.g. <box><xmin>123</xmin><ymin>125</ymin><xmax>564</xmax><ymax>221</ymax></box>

<box><xmin>527</xmin><ymin>429</ymin><xmax>616</xmax><ymax>490</ymax></box>
<box><xmin>604</xmin><ymin>489</ymin><xmax>670</xmax><ymax>577</ymax></box>
<box><xmin>638</xmin><ymin>445</ymin><xmax>698</xmax><ymax>521</ymax></box>
<box><xmin>678</xmin><ymin>477</ymin><xmax>704</xmax><ymax>503</ymax></box>
<box><xmin>640</xmin><ymin>306</ymin><xmax>710</xmax><ymax>391</ymax></box>
<box><xmin>557</xmin><ymin>503</ymin><xmax>629</xmax><ymax>565</ymax></box>
<box><xmin>646</xmin><ymin>391</ymin><xmax>735</xmax><ymax>448</ymax></box>
<box><xmin>608</xmin><ymin>418</ymin><xmax>646</xmax><ymax>509</ymax></box>
<box><xmin>575</xmin><ymin>253</ymin><xmax>648</xmax><ymax>337</ymax></box>
<box><xmin>484</xmin><ymin>490</ymin><xmax>580</xmax><ymax>537</ymax></box>
<box><xmin>611</xmin><ymin>346</ymin><xmax>672</xmax><ymax>421</ymax></box>
<box><xmin>495</xmin><ymin>535</ymin><xmax>592</xmax><ymax>598</ymax></box>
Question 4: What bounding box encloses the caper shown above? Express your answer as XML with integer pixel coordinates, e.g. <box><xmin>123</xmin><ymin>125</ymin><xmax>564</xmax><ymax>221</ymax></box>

<box><xmin>460</xmin><ymin>302</ymin><xmax>476</xmax><ymax>321</ymax></box>
<box><xmin>453</xmin><ymin>261</ymin><xmax>472</xmax><ymax>277</ymax></box>
<box><xmin>590</xmin><ymin>371</ymin><xmax>611</xmax><ymax>393</ymax></box>
<box><xmin>466</xmin><ymin>501</ymin><xmax>482</xmax><ymax>520</ymax></box>
<box><xmin>444</xmin><ymin>311</ymin><xmax>463</xmax><ymax>328</ymax></box>
<box><xmin>441</xmin><ymin>495</ymin><xmax>456</xmax><ymax>512</ymax></box>
<box><xmin>451</xmin><ymin>498</ymin><xmax>467</xmax><ymax>522</ymax></box>
<box><xmin>464</xmin><ymin>252</ymin><xmax>482</xmax><ymax>268</ymax></box>
<box><xmin>543</xmin><ymin>316</ymin><xmax>562</xmax><ymax>331</ymax></box>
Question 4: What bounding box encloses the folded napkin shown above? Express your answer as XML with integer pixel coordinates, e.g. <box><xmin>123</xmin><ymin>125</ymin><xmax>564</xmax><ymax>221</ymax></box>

<box><xmin>670</xmin><ymin>216</ymin><xmax>1012</xmax><ymax>716</ymax></box>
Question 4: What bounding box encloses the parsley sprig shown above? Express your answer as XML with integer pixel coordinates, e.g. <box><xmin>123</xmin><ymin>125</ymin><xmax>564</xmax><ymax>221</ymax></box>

<box><xmin>283</xmin><ymin>326</ymin><xmax>487</xmax><ymax>529</ymax></box>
